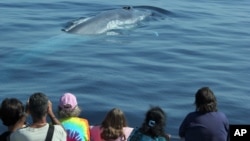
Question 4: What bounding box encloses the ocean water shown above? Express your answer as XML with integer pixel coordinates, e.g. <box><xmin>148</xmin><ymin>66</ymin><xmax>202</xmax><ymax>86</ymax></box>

<box><xmin>0</xmin><ymin>0</ymin><xmax>250</xmax><ymax>139</ymax></box>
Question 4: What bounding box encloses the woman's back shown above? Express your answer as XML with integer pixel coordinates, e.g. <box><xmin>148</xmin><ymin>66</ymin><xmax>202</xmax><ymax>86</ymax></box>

<box><xmin>91</xmin><ymin>125</ymin><xmax>133</xmax><ymax>141</ymax></box>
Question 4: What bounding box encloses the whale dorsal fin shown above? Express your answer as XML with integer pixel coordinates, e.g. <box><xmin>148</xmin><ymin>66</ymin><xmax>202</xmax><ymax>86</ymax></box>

<box><xmin>123</xmin><ymin>6</ymin><xmax>133</xmax><ymax>10</ymax></box>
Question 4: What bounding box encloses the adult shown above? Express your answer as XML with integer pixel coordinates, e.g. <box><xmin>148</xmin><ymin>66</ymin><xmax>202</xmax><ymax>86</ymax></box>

<box><xmin>58</xmin><ymin>92</ymin><xmax>90</xmax><ymax>141</ymax></box>
<box><xmin>91</xmin><ymin>108</ymin><xmax>133</xmax><ymax>141</ymax></box>
<box><xmin>10</xmin><ymin>92</ymin><xmax>66</xmax><ymax>141</ymax></box>
<box><xmin>128</xmin><ymin>106</ymin><xmax>170</xmax><ymax>141</ymax></box>
<box><xmin>0</xmin><ymin>98</ymin><xmax>26</xmax><ymax>141</ymax></box>
<box><xmin>179</xmin><ymin>87</ymin><xmax>229</xmax><ymax>141</ymax></box>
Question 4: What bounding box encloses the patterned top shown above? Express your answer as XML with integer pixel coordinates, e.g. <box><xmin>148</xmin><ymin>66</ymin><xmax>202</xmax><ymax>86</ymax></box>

<box><xmin>128</xmin><ymin>128</ymin><xmax>168</xmax><ymax>141</ymax></box>
<box><xmin>60</xmin><ymin>117</ymin><xmax>90</xmax><ymax>141</ymax></box>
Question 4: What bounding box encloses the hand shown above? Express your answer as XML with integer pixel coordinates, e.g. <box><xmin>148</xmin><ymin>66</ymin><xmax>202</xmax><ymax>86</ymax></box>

<box><xmin>25</xmin><ymin>100</ymin><xmax>30</xmax><ymax>115</ymax></box>
<box><xmin>47</xmin><ymin>100</ymin><xmax>53</xmax><ymax>115</ymax></box>
<box><xmin>47</xmin><ymin>100</ymin><xmax>62</xmax><ymax>125</ymax></box>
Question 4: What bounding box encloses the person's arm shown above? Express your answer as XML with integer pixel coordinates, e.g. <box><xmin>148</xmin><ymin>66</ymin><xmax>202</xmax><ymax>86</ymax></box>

<box><xmin>179</xmin><ymin>114</ymin><xmax>190</xmax><ymax>139</ymax></box>
<box><xmin>10</xmin><ymin>112</ymin><xmax>28</xmax><ymax>132</ymax></box>
<box><xmin>47</xmin><ymin>100</ymin><xmax>61</xmax><ymax>125</ymax></box>
<box><xmin>11</xmin><ymin>101</ymin><xmax>30</xmax><ymax>132</ymax></box>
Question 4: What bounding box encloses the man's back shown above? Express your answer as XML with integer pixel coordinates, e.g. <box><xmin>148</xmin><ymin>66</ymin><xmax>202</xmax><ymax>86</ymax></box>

<box><xmin>10</xmin><ymin>123</ymin><xmax>66</xmax><ymax>141</ymax></box>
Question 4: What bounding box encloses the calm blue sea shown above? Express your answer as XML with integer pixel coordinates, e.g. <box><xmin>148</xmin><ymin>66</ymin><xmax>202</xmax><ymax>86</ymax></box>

<box><xmin>1</xmin><ymin>0</ymin><xmax>250</xmax><ymax>139</ymax></box>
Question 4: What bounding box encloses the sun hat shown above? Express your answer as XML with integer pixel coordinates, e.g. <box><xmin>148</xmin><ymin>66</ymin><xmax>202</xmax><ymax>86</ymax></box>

<box><xmin>59</xmin><ymin>93</ymin><xmax>77</xmax><ymax>110</ymax></box>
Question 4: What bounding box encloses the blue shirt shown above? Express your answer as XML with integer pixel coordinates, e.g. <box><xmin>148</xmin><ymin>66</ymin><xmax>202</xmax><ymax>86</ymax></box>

<box><xmin>179</xmin><ymin>111</ymin><xmax>229</xmax><ymax>141</ymax></box>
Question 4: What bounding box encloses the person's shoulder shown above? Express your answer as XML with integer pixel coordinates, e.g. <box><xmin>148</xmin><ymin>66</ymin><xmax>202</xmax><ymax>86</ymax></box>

<box><xmin>123</xmin><ymin>127</ymin><xmax>134</xmax><ymax>132</ymax></box>
<box><xmin>11</xmin><ymin>126</ymin><xmax>29</xmax><ymax>134</ymax></box>
<box><xmin>123</xmin><ymin>127</ymin><xmax>134</xmax><ymax>135</ymax></box>
<box><xmin>90</xmin><ymin>125</ymin><xmax>102</xmax><ymax>140</ymax></box>
<box><xmin>127</xmin><ymin>127</ymin><xmax>142</xmax><ymax>141</ymax></box>
<box><xmin>54</xmin><ymin>124</ymin><xmax>67</xmax><ymax>132</ymax></box>
<box><xmin>210</xmin><ymin>111</ymin><xmax>226</xmax><ymax>117</ymax></box>
<box><xmin>9</xmin><ymin>127</ymin><xmax>27</xmax><ymax>140</ymax></box>
<box><xmin>68</xmin><ymin>117</ymin><xmax>89</xmax><ymax>122</ymax></box>
<box><xmin>90</xmin><ymin>125</ymin><xmax>101</xmax><ymax>131</ymax></box>
<box><xmin>52</xmin><ymin>125</ymin><xmax>67</xmax><ymax>140</ymax></box>
<box><xmin>53</xmin><ymin>125</ymin><xmax>67</xmax><ymax>136</ymax></box>
<box><xmin>185</xmin><ymin>111</ymin><xmax>199</xmax><ymax>117</ymax></box>
<box><xmin>214</xmin><ymin>111</ymin><xmax>228</xmax><ymax>119</ymax></box>
<box><xmin>216</xmin><ymin>111</ymin><xmax>227</xmax><ymax>115</ymax></box>
<box><xmin>61</xmin><ymin>117</ymin><xmax>90</xmax><ymax>126</ymax></box>
<box><xmin>78</xmin><ymin>117</ymin><xmax>90</xmax><ymax>123</ymax></box>
<box><xmin>54</xmin><ymin>124</ymin><xmax>65</xmax><ymax>128</ymax></box>
<box><xmin>124</xmin><ymin>126</ymin><xmax>133</xmax><ymax>129</ymax></box>
<box><xmin>181</xmin><ymin>111</ymin><xmax>202</xmax><ymax>122</ymax></box>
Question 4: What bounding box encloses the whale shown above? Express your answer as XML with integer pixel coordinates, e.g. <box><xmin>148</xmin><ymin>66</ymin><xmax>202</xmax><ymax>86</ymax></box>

<box><xmin>62</xmin><ymin>6</ymin><xmax>171</xmax><ymax>35</ymax></box>
<box><xmin>1</xmin><ymin>6</ymin><xmax>171</xmax><ymax>82</ymax></box>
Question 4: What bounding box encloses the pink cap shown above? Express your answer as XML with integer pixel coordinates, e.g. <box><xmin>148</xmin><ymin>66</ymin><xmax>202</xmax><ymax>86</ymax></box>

<box><xmin>59</xmin><ymin>93</ymin><xmax>77</xmax><ymax>110</ymax></box>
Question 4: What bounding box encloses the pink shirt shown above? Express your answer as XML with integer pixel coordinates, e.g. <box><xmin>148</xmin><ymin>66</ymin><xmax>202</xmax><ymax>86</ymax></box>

<box><xmin>90</xmin><ymin>125</ymin><xmax>133</xmax><ymax>141</ymax></box>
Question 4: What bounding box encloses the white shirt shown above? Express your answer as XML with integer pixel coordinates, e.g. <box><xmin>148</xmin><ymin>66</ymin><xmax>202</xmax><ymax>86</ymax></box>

<box><xmin>10</xmin><ymin>123</ymin><xmax>66</xmax><ymax>141</ymax></box>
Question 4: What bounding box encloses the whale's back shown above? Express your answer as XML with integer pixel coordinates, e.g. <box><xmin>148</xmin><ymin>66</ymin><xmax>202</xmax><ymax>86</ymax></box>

<box><xmin>62</xmin><ymin>6</ymin><xmax>169</xmax><ymax>35</ymax></box>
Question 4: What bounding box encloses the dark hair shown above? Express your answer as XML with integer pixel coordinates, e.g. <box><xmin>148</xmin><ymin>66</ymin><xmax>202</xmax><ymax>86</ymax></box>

<box><xmin>0</xmin><ymin>98</ymin><xmax>24</xmax><ymax>126</ymax></box>
<box><xmin>101</xmin><ymin>108</ymin><xmax>127</xmax><ymax>141</ymax></box>
<box><xmin>195</xmin><ymin>87</ymin><xmax>217</xmax><ymax>113</ymax></box>
<box><xmin>29</xmin><ymin>92</ymin><xmax>48</xmax><ymax>119</ymax></box>
<box><xmin>140</xmin><ymin>106</ymin><xmax>167</xmax><ymax>139</ymax></box>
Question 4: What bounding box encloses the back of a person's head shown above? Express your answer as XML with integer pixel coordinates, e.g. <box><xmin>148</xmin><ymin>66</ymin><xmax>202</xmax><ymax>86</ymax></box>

<box><xmin>141</xmin><ymin>106</ymin><xmax>167</xmax><ymax>138</ymax></box>
<box><xmin>101</xmin><ymin>108</ymin><xmax>127</xmax><ymax>140</ymax></box>
<box><xmin>58</xmin><ymin>92</ymin><xmax>81</xmax><ymax>118</ymax></box>
<box><xmin>102</xmin><ymin>108</ymin><xmax>127</xmax><ymax>128</ymax></box>
<box><xmin>29</xmin><ymin>92</ymin><xmax>48</xmax><ymax>119</ymax></box>
<box><xmin>195</xmin><ymin>87</ymin><xmax>217</xmax><ymax>113</ymax></box>
<box><xmin>0</xmin><ymin>98</ymin><xmax>24</xmax><ymax>126</ymax></box>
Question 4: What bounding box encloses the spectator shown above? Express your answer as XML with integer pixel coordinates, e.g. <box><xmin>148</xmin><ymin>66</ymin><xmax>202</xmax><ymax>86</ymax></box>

<box><xmin>91</xmin><ymin>108</ymin><xmax>133</xmax><ymax>141</ymax></box>
<box><xmin>0</xmin><ymin>98</ymin><xmax>27</xmax><ymax>141</ymax></box>
<box><xmin>179</xmin><ymin>87</ymin><xmax>229</xmax><ymax>141</ymax></box>
<box><xmin>58</xmin><ymin>92</ymin><xmax>90</xmax><ymax>141</ymax></box>
<box><xmin>10</xmin><ymin>92</ymin><xmax>66</xmax><ymax>141</ymax></box>
<box><xmin>128</xmin><ymin>106</ymin><xmax>170</xmax><ymax>141</ymax></box>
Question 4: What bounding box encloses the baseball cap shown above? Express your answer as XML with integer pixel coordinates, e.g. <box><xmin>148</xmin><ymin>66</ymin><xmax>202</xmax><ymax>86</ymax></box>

<box><xmin>59</xmin><ymin>93</ymin><xmax>77</xmax><ymax>110</ymax></box>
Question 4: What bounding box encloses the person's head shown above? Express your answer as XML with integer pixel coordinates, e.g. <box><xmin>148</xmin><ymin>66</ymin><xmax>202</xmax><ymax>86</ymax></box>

<box><xmin>101</xmin><ymin>108</ymin><xmax>127</xmax><ymax>140</ymax></box>
<box><xmin>194</xmin><ymin>87</ymin><xmax>217</xmax><ymax>113</ymax></box>
<box><xmin>28</xmin><ymin>92</ymin><xmax>49</xmax><ymax>120</ymax></box>
<box><xmin>58</xmin><ymin>93</ymin><xmax>81</xmax><ymax>118</ymax></box>
<box><xmin>140</xmin><ymin>106</ymin><xmax>167</xmax><ymax>138</ymax></box>
<box><xmin>0</xmin><ymin>98</ymin><xmax>24</xmax><ymax>127</ymax></box>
